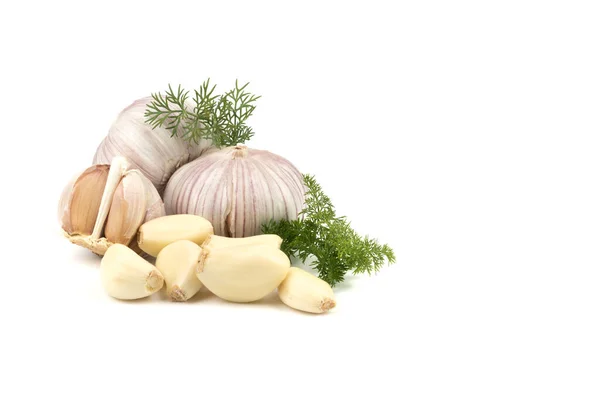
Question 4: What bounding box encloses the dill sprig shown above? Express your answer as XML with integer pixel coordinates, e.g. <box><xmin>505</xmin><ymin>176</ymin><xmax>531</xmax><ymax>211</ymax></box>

<box><xmin>144</xmin><ymin>79</ymin><xmax>260</xmax><ymax>147</ymax></box>
<box><xmin>262</xmin><ymin>175</ymin><xmax>396</xmax><ymax>286</ymax></box>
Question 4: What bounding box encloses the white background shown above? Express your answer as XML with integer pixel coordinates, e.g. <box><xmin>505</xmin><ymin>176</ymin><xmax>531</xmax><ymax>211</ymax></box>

<box><xmin>1</xmin><ymin>1</ymin><xmax>599</xmax><ymax>399</ymax></box>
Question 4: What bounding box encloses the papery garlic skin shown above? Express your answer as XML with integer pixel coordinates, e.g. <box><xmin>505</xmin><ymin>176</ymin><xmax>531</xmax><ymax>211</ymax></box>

<box><xmin>164</xmin><ymin>145</ymin><xmax>305</xmax><ymax>237</ymax></box>
<box><xmin>93</xmin><ymin>97</ymin><xmax>212</xmax><ymax>192</ymax></box>
<box><xmin>59</xmin><ymin>164</ymin><xmax>110</xmax><ymax>236</ymax></box>
<box><xmin>58</xmin><ymin>157</ymin><xmax>166</xmax><ymax>255</ymax></box>
<box><xmin>105</xmin><ymin>170</ymin><xmax>148</xmax><ymax>245</ymax></box>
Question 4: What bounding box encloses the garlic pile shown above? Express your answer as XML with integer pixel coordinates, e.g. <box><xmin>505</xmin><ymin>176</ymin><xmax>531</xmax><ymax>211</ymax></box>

<box><xmin>99</xmin><ymin>215</ymin><xmax>336</xmax><ymax>313</ymax></box>
<box><xmin>93</xmin><ymin>97</ymin><xmax>212</xmax><ymax>192</ymax></box>
<box><xmin>56</xmin><ymin>83</ymin><xmax>370</xmax><ymax>313</ymax></box>
<box><xmin>58</xmin><ymin>157</ymin><xmax>165</xmax><ymax>255</ymax></box>
<box><xmin>164</xmin><ymin>144</ymin><xmax>306</xmax><ymax>237</ymax></box>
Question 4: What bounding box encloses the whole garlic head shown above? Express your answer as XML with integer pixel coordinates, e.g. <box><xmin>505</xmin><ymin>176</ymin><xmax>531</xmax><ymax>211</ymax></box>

<box><xmin>93</xmin><ymin>97</ymin><xmax>213</xmax><ymax>192</ymax></box>
<box><xmin>58</xmin><ymin>157</ymin><xmax>166</xmax><ymax>255</ymax></box>
<box><xmin>164</xmin><ymin>145</ymin><xmax>305</xmax><ymax>237</ymax></box>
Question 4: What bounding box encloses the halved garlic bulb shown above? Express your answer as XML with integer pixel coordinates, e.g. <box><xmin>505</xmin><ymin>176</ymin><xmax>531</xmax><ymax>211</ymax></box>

<box><xmin>164</xmin><ymin>145</ymin><xmax>305</xmax><ymax>237</ymax></box>
<box><xmin>93</xmin><ymin>97</ymin><xmax>212</xmax><ymax>192</ymax></box>
<box><xmin>58</xmin><ymin>157</ymin><xmax>165</xmax><ymax>255</ymax></box>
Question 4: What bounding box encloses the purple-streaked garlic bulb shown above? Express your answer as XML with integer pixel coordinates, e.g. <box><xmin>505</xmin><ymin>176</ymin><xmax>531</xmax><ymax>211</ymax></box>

<box><xmin>164</xmin><ymin>145</ymin><xmax>305</xmax><ymax>237</ymax></box>
<box><xmin>93</xmin><ymin>97</ymin><xmax>212</xmax><ymax>192</ymax></box>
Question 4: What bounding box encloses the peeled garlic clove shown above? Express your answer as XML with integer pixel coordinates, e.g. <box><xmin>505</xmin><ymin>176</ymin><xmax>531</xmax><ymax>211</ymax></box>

<box><xmin>138</xmin><ymin>214</ymin><xmax>214</xmax><ymax>257</ymax></box>
<box><xmin>196</xmin><ymin>244</ymin><xmax>290</xmax><ymax>302</ymax></box>
<box><xmin>155</xmin><ymin>240</ymin><xmax>203</xmax><ymax>302</ymax></box>
<box><xmin>101</xmin><ymin>244</ymin><xmax>164</xmax><ymax>300</ymax></box>
<box><xmin>60</xmin><ymin>164</ymin><xmax>110</xmax><ymax>235</ymax></box>
<box><xmin>277</xmin><ymin>267</ymin><xmax>336</xmax><ymax>313</ymax></box>
<box><xmin>202</xmin><ymin>234</ymin><xmax>282</xmax><ymax>251</ymax></box>
<box><xmin>60</xmin><ymin>157</ymin><xmax>128</xmax><ymax>254</ymax></box>
<box><xmin>104</xmin><ymin>170</ymin><xmax>147</xmax><ymax>246</ymax></box>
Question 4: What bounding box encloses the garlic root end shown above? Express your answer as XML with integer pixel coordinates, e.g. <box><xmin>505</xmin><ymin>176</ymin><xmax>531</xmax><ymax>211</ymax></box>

<box><xmin>146</xmin><ymin>270</ymin><xmax>164</xmax><ymax>293</ymax></box>
<box><xmin>170</xmin><ymin>286</ymin><xmax>187</xmax><ymax>302</ymax></box>
<box><xmin>320</xmin><ymin>298</ymin><xmax>336</xmax><ymax>312</ymax></box>
<box><xmin>65</xmin><ymin>231</ymin><xmax>113</xmax><ymax>255</ymax></box>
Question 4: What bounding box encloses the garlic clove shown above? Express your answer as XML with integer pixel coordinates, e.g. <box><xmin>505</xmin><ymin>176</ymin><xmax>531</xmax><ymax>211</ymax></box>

<box><xmin>277</xmin><ymin>267</ymin><xmax>336</xmax><ymax>313</ymax></box>
<box><xmin>60</xmin><ymin>165</ymin><xmax>110</xmax><ymax>236</ymax></box>
<box><xmin>101</xmin><ymin>244</ymin><xmax>164</xmax><ymax>300</ymax></box>
<box><xmin>201</xmin><ymin>234</ymin><xmax>282</xmax><ymax>251</ymax></box>
<box><xmin>155</xmin><ymin>240</ymin><xmax>203</xmax><ymax>302</ymax></box>
<box><xmin>104</xmin><ymin>170</ymin><xmax>147</xmax><ymax>246</ymax></box>
<box><xmin>137</xmin><ymin>214</ymin><xmax>214</xmax><ymax>257</ymax></box>
<box><xmin>196</xmin><ymin>244</ymin><xmax>290</xmax><ymax>303</ymax></box>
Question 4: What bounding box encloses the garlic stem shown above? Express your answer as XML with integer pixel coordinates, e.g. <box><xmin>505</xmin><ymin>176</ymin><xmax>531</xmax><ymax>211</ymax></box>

<box><xmin>91</xmin><ymin>157</ymin><xmax>129</xmax><ymax>239</ymax></box>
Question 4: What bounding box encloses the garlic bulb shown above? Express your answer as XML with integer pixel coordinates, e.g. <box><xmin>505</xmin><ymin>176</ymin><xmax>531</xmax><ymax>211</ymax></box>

<box><xmin>93</xmin><ymin>97</ymin><xmax>212</xmax><ymax>192</ymax></box>
<box><xmin>164</xmin><ymin>145</ymin><xmax>305</xmax><ymax>237</ymax></box>
<box><xmin>58</xmin><ymin>157</ymin><xmax>165</xmax><ymax>255</ymax></box>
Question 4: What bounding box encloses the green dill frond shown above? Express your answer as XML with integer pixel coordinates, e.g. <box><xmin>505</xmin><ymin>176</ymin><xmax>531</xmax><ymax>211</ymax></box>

<box><xmin>262</xmin><ymin>174</ymin><xmax>396</xmax><ymax>286</ymax></box>
<box><xmin>144</xmin><ymin>79</ymin><xmax>260</xmax><ymax>147</ymax></box>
